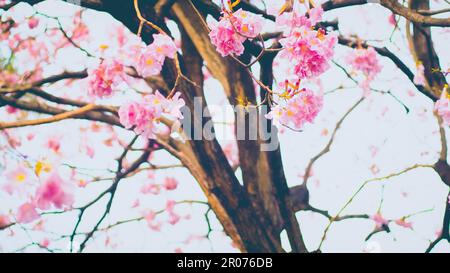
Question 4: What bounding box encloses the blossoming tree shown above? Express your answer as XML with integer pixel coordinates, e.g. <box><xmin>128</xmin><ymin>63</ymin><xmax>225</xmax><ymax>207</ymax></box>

<box><xmin>0</xmin><ymin>0</ymin><xmax>449</xmax><ymax>253</ymax></box>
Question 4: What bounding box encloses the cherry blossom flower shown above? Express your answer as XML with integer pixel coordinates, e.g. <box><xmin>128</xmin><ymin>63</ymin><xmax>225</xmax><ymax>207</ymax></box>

<box><xmin>266</xmin><ymin>88</ymin><xmax>323</xmax><ymax>130</ymax></box>
<box><xmin>16</xmin><ymin>202</ymin><xmax>40</xmax><ymax>224</ymax></box>
<box><xmin>34</xmin><ymin>172</ymin><xmax>74</xmax><ymax>210</ymax></box>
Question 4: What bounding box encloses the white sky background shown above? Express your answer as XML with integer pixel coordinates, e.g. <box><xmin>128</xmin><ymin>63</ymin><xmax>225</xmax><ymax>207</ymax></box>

<box><xmin>0</xmin><ymin>0</ymin><xmax>449</xmax><ymax>253</ymax></box>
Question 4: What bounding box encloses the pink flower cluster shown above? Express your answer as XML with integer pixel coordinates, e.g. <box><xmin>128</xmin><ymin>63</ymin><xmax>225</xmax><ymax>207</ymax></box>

<box><xmin>87</xmin><ymin>60</ymin><xmax>126</xmax><ymax>98</ymax></box>
<box><xmin>277</xmin><ymin>7</ymin><xmax>337</xmax><ymax>79</ymax></box>
<box><xmin>4</xmin><ymin>170</ymin><xmax>75</xmax><ymax>224</ymax></box>
<box><xmin>87</xmin><ymin>34</ymin><xmax>177</xmax><ymax>98</ymax></box>
<box><xmin>266</xmin><ymin>88</ymin><xmax>323</xmax><ymax>130</ymax></box>
<box><xmin>346</xmin><ymin>47</ymin><xmax>381</xmax><ymax>80</ymax></box>
<box><xmin>346</xmin><ymin>47</ymin><xmax>382</xmax><ymax>95</ymax></box>
<box><xmin>137</xmin><ymin>34</ymin><xmax>178</xmax><ymax>77</ymax></box>
<box><xmin>209</xmin><ymin>9</ymin><xmax>263</xmax><ymax>57</ymax></box>
<box><xmin>119</xmin><ymin>91</ymin><xmax>185</xmax><ymax>139</ymax></box>
<box><xmin>435</xmin><ymin>88</ymin><xmax>450</xmax><ymax>126</ymax></box>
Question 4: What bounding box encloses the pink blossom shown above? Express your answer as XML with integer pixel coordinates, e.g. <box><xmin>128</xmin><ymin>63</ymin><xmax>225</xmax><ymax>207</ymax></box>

<box><xmin>209</xmin><ymin>9</ymin><xmax>263</xmax><ymax>57</ymax></box>
<box><xmin>118</xmin><ymin>101</ymin><xmax>141</xmax><ymax>130</ymax></box>
<box><xmin>3</xmin><ymin>165</ymin><xmax>31</xmax><ymax>196</ymax></box>
<box><xmin>346</xmin><ymin>47</ymin><xmax>382</xmax><ymax>79</ymax></box>
<box><xmin>141</xmin><ymin>183</ymin><xmax>160</xmax><ymax>195</ymax></box>
<box><xmin>308</xmin><ymin>7</ymin><xmax>324</xmax><ymax>25</ymax></box>
<box><xmin>209</xmin><ymin>18</ymin><xmax>244</xmax><ymax>57</ymax></box>
<box><xmin>279</xmin><ymin>26</ymin><xmax>336</xmax><ymax>79</ymax></box>
<box><xmin>163</xmin><ymin>177</ymin><xmax>178</xmax><ymax>191</ymax></box>
<box><xmin>413</xmin><ymin>63</ymin><xmax>426</xmax><ymax>86</ymax></box>
<box><xmin>0</xmin><ymin>214</ymin><xmax>10</xmax><ymax>228</ymax></box>
<box><xmin>266</xmin><ymin>88</ymin><xmax>323</xmax><ymax>130</ymax></box>
<box><xmin>41</xmin><ymin>238</ymin><xmax>50</xmax><ymax>248</ymax></box>
<box><xmin>5</xmin><ymin>105</ymin><xmax>18</xmax><ymax>114</ymax></box>
<box><xmin>118</xmin><ymin>91</ymin><xmax>185</xmax><ymax>139</ymax></box>
<box><xmin>46</xmin><ymin>136</ymin><xmax>61</xmax><ymax>153</ymax></box>
<box><xmin>34</xmin><ymin>172</ymin><xmax>74</xmax><ymax>210</ymax></box>
<box><xmin>87</xmin><ymin>60</ymin><xmax>126</xmax><ymax>98</ymax></box>
<box><xmin>16</xmin><ymin>203</ymin><xmax>40</xmax><ymax>224</ymax></box>
<box><xmin>144</xmin><ymin>210</ymin><xmax>161</xmax><ymax>231</ymax></box>
<box><xmin>230</xmin><ymin>9</ymin><xmax>264</xmax><ymax>38</ymax></box>
<box><xmin>395</xmin><ymin>218</ymin><xmax>413</xmax><ymax>229</ymax></box>
<box><xmin>166</xmin><ymin>199</ymin><xmax>176</xmax><ymax>212</ymax></box>
<box><xmin>371</xmin><ymin>212</ymin><xmax>388</xmax><ymax>228</ymax></box>
<box><xmin>388</xmin><ymin>13</ymin><xmax>396</xmax><ymax>26</ymax></box>
<box><xmin>223</xmin><ymin>142</ymin><xmax>239</xmax><ymax>167</ymax></box>
<box><xmin>28</xmin><ymin>17</ymin><xmax>39</xmax><ymax>29</ymax></box>
<box><xmin>435</xmin><ymin>90</ymin><xmax>450</xmax><ymax>126</ymax></box>
<box><xmin>151</xmin><ymin>34</ymin><xmax>178</xmax><ymax>59</ymax></box>
<box><xmin>168</xmin><ymin>212</ymin><xmax>180</xmax><ymax>225</ymax></box>
<box><xmin>137</xmin><ymin>46</ymin><xmax>164</xmax><ymax>77</ymax></box>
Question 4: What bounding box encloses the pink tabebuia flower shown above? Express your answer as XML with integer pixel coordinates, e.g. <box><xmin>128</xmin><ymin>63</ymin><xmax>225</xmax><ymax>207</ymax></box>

<box><xmin>141</xmin><ymin>183</ymin><xmax>160</xmax><ymax>195</ymax></box>
<box><xmin>163</xmin><ymin>177</ymin><xmax>178</xmax><ymax>191</ymax></box>
<box><xmin>278</xmin><ymin>8</ymin><xmax>336</xmax><ymax>79</ymax></box>
<box><xmin>88</xmin><ymin>60</ymin><xmax>126</xmax><ymax>98</ymax></box>
<box><xmin>144</xmin><ymin>210</ymin><xmax>161</xmax><ymax>231</ymax></box>
<box><xmin>16</xmin><ymin>203</ymin><xmax>40</xmax><ymax>224</ymax></box>
<box><xmin>28</xmin><ymin>17</ymin><xmax>39</xmax><ymax>29</ymax></box>
<box><xmin>209</xmin><ymin>9</ymin><xmax>263</xmax><ymax>57</ymax></box>
<box><xmin>0</xmin><ymin>214</ymin><xmax>10</xmax><ymax>228</ymax></box>
<box><xmin>34</xmin><ymin>172</ymin><xmax>74</xmax><ymax>210</ymax></box>
<box><xmin>118</xmin><ymin>91</ymin><xmax>185</xmax><ymax>139</ymax></box>
<box><xmin>435</xmin><ymin>88</ymin><xmax>450</xmax><ymax>126</ymax></box>
<box><xmin>371</xmin><ymin>212</ymin><xmax>388</xmax><ymax>228</ymax></box>
<box><xmin>3</xmin><ymin>164</ymin><xmax>31</xmax><ymax>196</ymax></box>
<box><xmin>151</xmin><ymin>34</ymin><xmax>178</xmax><ymax>59</ymax></box>
<box><xmin>266</xmin><ymin>88</ymin><xmax>323</xmax><ymax>130</ymax></box>
<box><xmin>395</xmin><ymin>218</ymin><xmax>413</xmax><ymax>229</ymax></box>
<box><xmin>346</xmin><ymin>47</ymin><xmax>382</xmax><ymax>95</ymax></box>
<box><xmin>137</xmin><ymin>46</ymin><xmax>164</xmax><ymax>77</ymax></box>
<box><xmin>136</xmin><ymin>34</ymin><xmax>177</xmax><ymax>77</ymax></box>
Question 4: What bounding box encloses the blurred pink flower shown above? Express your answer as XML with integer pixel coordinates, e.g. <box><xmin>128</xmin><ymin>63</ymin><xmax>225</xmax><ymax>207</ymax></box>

<box><xmin>16</xmin><ymin>203</ymin><xmax>40</xmax><ymax>224</ymax></box>
<box><xmin>163</xmin><ymin>177</ymin><xmax>178</xmax><ymax>191</ymax></box>
<box><xmin>371</xmin><ymin>212</ymin><xmax>388</xmax><ymax>228</ymax></box>
<box><xmin>34</xmin><ymin>172</ymin><xmax>74</xmax><ymax>210</ymax></box>
<box><xmin>28</xmin><ymin>17</ymin><xmax>39</xmax><ymax>29</ymax></box>
<box><xmin>395</xmin><ymin>218</ymin><xmax>413</xmax><ymax>229</ymax></box>
<box><xmin>0</xmin><ymin>214</ymin><xmax>10</xmax><ymax>228</ymax></box>
<box><xmin>88</xmin><ymin>60</ymin><xmax>125</xmax><ymax>98</ymax></box>
<box><xmin>266</xmin><ymin>88</ymin><xmax>323</xmax><ymax>130</ymax></box>
<box><xmin>435</xmin><ymin>90</ymin><xmax>450</xmax><ymax>126</ymax></box>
